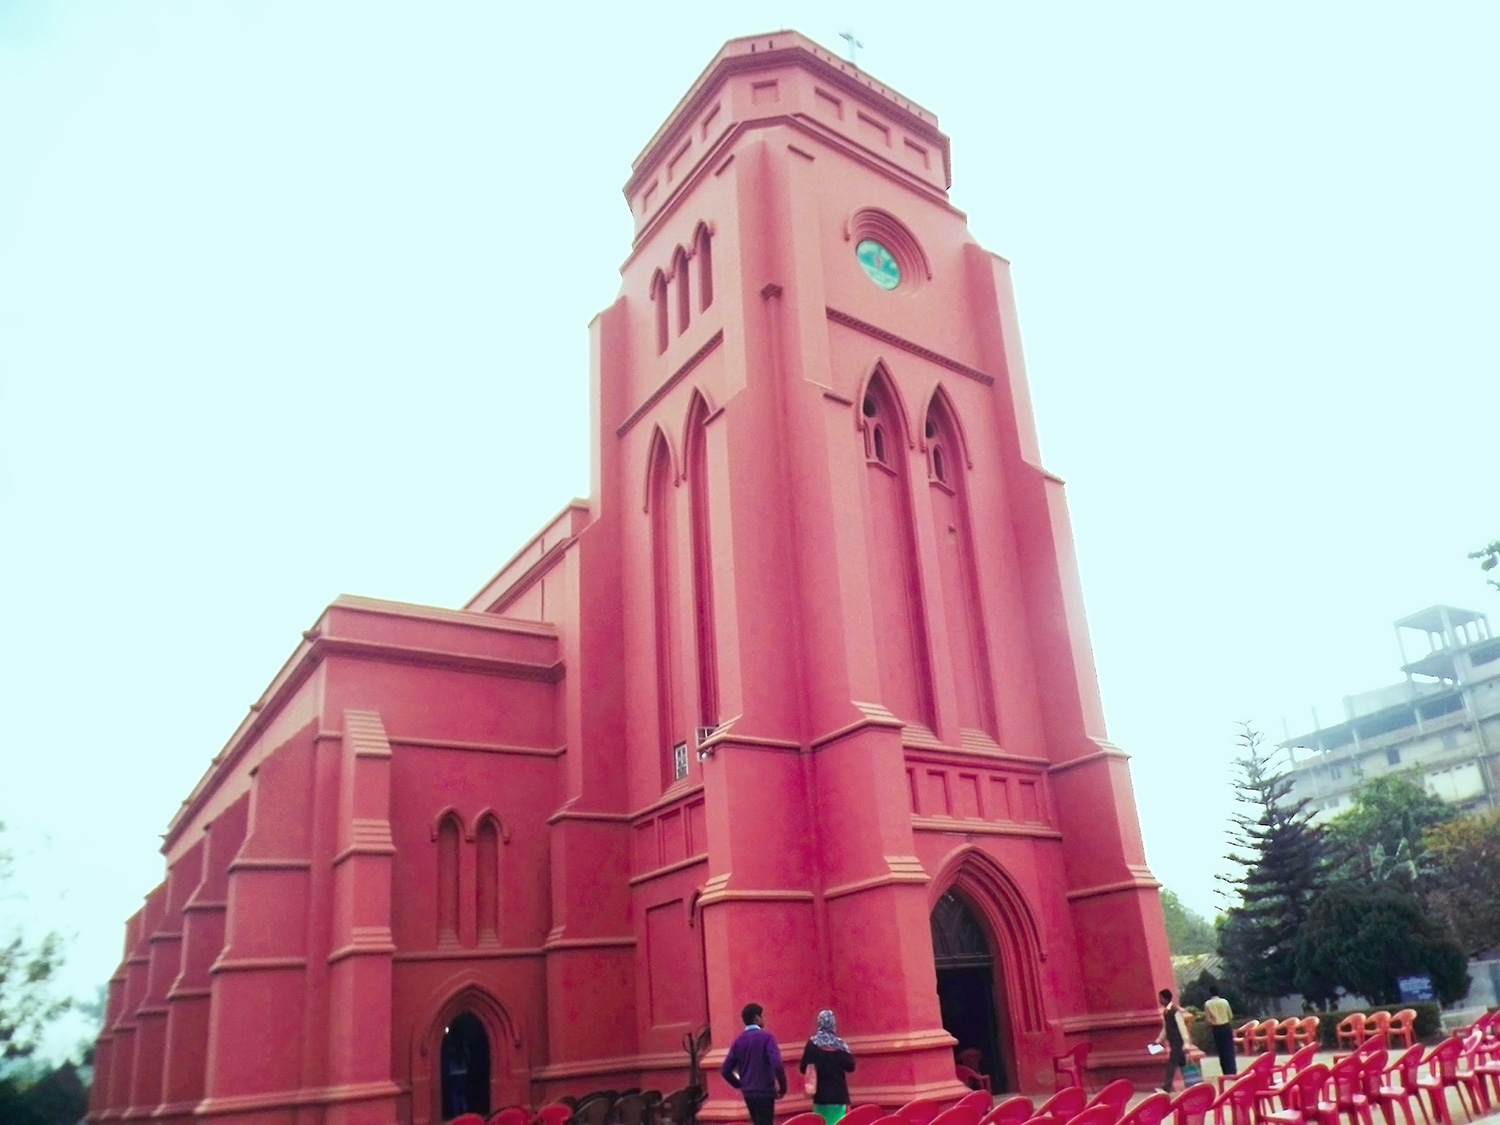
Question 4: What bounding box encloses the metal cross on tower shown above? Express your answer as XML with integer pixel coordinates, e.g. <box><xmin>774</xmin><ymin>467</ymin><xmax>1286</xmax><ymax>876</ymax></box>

<box><xmin>839</xmin><ymin>29</ymin><xmax>864</xmax><ymax>63</ymax></box>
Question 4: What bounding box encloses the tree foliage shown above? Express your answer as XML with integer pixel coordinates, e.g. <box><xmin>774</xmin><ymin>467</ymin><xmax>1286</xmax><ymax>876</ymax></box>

<box><xmin>1293</xmin><ymin>883</ymin><xmax>1469</xmax><ymax>1005</ymax></box>
<box><xmin>1469</xmin><ymin>540</ymin><xmax>1500</xmax><ymax>591</ymax></box>
<box><xmin>1161</xmin><ymin>889</ymin><xmax>1217</xmax><ymax>955</ymax></box>
<box><xmin>1216</xmin><ymin>724</ymin><xmax>1328</xmax><ymax>1003</ymax></box>
<box><xmin>0</xmin><ymin>1061</ymin><xmax>89</xmax><ymax>1125</ymax></box>
<box><xmin>1424</xmin><ymin>807</ymin><xmax>1500</xmax><ymax>957</ymax></box>
<box><xmin>1180</xmin><ymin>970</ymin><xmax>1249</xmax><ymax>1019</ymax></box>
<box><xmin>0</xmin><ymin>823</ymin><xmax>71</xmax><ymax>1061</ymax></box>
<box><xmin>1323</xmin><ymin>772</ymin><xmax>1455</xmax><ymax>889</ymax></box>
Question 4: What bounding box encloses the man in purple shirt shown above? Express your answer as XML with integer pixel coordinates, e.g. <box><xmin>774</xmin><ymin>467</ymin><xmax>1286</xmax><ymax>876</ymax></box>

<box><xmin>720</xmin><ymin>1002</ymin><xmax>786</xmax><ymax>1125</ymax></box>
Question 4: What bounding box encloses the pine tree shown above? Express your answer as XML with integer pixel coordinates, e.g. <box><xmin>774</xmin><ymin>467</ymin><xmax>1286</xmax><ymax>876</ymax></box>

<box><xmin>1217</xmin><ymin>723</ymin><xmax>1328</xmax><ymax>1004</ymax></box>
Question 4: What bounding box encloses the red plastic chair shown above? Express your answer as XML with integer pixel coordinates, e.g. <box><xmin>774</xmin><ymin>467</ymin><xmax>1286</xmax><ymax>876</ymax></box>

<box><xmin>784</xmin><ymin>1115</ymin><xmax>829</xmax><ymax>1125</ymax></box>
<box><xmin>1338</xmin><ymin>1015</ymin><xmax>1369</xmax><ymax>1051</ymax></box>
<box><xmin>1037</xmin><ymin>1088</ymin><xmax>1088</xmax><ymax>1120</ymax></box>
<box><xmin>1021</xmin><ymin>1116</ymin><xmax>1064</xmax><ymax>1125</ymax></box>
<box><xmin>1477</xmin><ymin>1040</ymin><xmax>1500</xmax><ymax>1112</ymax></box>
<box><xmin>980</xmin><ymin>1096</ymin><xmax>1038</xmax><ymax>1125</ymax></box>
<box><xmin>1220</xmin><ymin>1051</ymin><xmax>1275</xmax><ymax>1096</ymax></box>
<box><xmin>1323</xmin><ymin>1051</ymin><xmax>1375</xmax><ymax>1125</ymax></box>
<box><xmin>490</xmin><ymin>1108</ymin><xmax>531</xmax><ymax>1125</ymax></box>
<box><xmin>534</xmin><ymin>1106</ymin><xmax>573</xmax><ymax>1125</ymax></box>
<box><xmin>842</xmin><ymin>1108</ymin><xmax>888</xmax><ymax>1125</ymax></box>
<box><xmin>452</xmin><ymin>1116</ymin><xmax>486</xmax><ymax>1125</ymax></box>
<box><xmin>928</xmin><ymin>1107</ymin><xmax>981</xmax><ymax>1125</ymax></box>
<box><xmin>1055</xmin><ymin>1043</ymin><xmax>1093</xmax><ymax>1092</ymax></box>
<box><xmin>1062</xmin><ymin>1106</ymin><xmax>1114</xmax><ymax>1125</ymax></box>
<box><xmin>1364</xmin><ymin>1013</ymin><xmax>1393</xmax><ymax>1051</ymax></box>
<box><xmin>1256</xmin><ymin>1044</ymin><xmax>1319</xmax><ymax>1115</ymax></box>
<box><xmin>1209</xmin><ymin>1072</ymin><xmax>1261</xmax><ymax>1125</ymax></box>
<box><xmin>1117</xmin><ymin>1092</ymin><xmax>1171</xmax><ymax>1125</ymax></box>
<box><xmin>1260</xmin><ymin>1063</ymin><xmax>1329</xmax><ymax>1125</ymax></box>
<box><xmin>874</xmin><ymin>1115</ymin><xmax>915</xmax><ymax>1125</ymax></box>
<box><xmin>1294</xmin><ymin>1017</ymin><xmax>1322</xmax><ymax>1050</ymax></box>
<box><xmin>957</xmin><ymin>1066</ymin><xmax>993</xmax><ymax>1094</ymax></box>
<box><xmin>1233</xmin><ymin>1021</ymin><xmax>1259</xmax><ymax>1056</ymax></box>
<box><xmin>1388</xmin><ymin>1011</ymin><xmax>1417</xmax><ymax>1051</ymax></box>
<box><xmin>1273</xmin><ymin>1019</ymin><xmax>1302</xmax><ymax>1054</ymax></box>
<box><xmin>1252</xmin><ymin>1020</ymin><xmax>1282</xmax><ymax>1057</ymax></box>
<box><xmin>1358</xmin><ymin>1050</ymin><xmax>1391</xmax><ymax>1110</ymax></box>
<box><xmin>898</xmin><ymin>1099</ymin><xmax>946</xmax><ymax>1125</ymax></box>
<box><xmin>955</xmin><ymin>1092</ymin><xmax>994</xmax><ymax>1116</ymax></box>
<box><xmin>1416</xmin><ymin>1037</ymin><xmax>1469</xmax><ymax>1125</ymax></box>
<box><xmin>1168</xmin><ymin>1084</ymin><xmax>1217</xmax><ymax>1125</ymax></box>
<box><xmin>1369</xmin><ymin>1045</ymin><xmax>1425</xmax><ymax>1125</ymax></box>
<box><xmin>1085</xmin><ymin>1078</ymin><xmax>1135</xmax><ymax>1118</ymax></box>
<box><xmin>1456</xmin><ymin>1031</ymin><xmax>1493</xmax><ymax>1116</ymax></box>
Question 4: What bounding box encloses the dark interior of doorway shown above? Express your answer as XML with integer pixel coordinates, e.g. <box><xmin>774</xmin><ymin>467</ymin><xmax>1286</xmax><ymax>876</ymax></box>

<box><xmin>441</xmin><ymin>1011</ymin><xmax>491</xmax><ymax>1120</ymax></box>
<box><xmin>932</xmin><ymin>889</ymin><xmax>1008</xmax><ymax>1093</ymax></box>
<box><xmin>937</xmin><ymin>966</ymin><xmax>1005</xmax><ymax>1093</ymax></box>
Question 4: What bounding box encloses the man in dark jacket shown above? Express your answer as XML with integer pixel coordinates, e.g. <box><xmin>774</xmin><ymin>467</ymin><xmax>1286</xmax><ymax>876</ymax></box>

<box><xmin>721</xmin><ymin>1003</ymin><xmax>786</xmax><ymax>1125</ymax></box>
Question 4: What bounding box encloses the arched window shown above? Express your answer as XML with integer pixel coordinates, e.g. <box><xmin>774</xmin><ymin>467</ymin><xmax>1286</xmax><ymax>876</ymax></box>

<box><xmin>651</xmin><ymin>270</ymin><xmax>669</xmax><ymax>355</ymax></box>
<box><xmin>859</xmin><ymin>371</ymin><xmax>934</xmax><ymax>727</ymax></box>
<box><xmin>686</xmin><ymin>394</ymin><xmax>718</xmax><ymax>726</ymax></box>
<box><xmin>926</xmin><ymin>392</ymin><xmax>997</xmax><ymax>737</ymax></box>
<box><xmin>695</xmin><ymin>225</ymin><xmax>714</xmax><ymax>311</ymax></box>
<box><xmin>475</xmin><ymin>816</ymin><xmax>500</xmax><ymax>942</ymax></box>
<box><xmin>436</xmin><ymin>813</ymin><xmax>461</xmax><ymax>944</ymax></box>
<box><xmin>674</xmin><ymin>247</ymin><xmax>691</xmax><ymax>335</ymax></box>
<box><xmin>648</xmin><ymin>433</ymin><xmax>685</xmax><ymax>786</ymax></box>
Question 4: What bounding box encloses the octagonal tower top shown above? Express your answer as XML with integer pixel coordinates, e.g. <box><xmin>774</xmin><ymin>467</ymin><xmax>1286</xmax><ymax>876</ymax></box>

<box><xmin>624</xmin><ymin>31</ymin><xmax>953</xmax><ymax>244</ymax></box>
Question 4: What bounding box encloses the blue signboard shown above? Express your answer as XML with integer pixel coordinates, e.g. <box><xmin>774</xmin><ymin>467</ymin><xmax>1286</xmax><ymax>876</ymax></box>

<box><xmin>1397</xmin><ymin>974</ymin><xmax>1434</xmax><ymax>1001</ymax></box>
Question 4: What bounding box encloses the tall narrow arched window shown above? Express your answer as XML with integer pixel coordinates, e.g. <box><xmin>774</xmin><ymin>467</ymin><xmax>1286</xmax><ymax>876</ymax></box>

<box><xmin>436</xmin><ymin>813</ymin><xmax>461</xmax><ymax>945</ymax></box>
<box><xmin>651</xmin><ymin>270</ymin><xmax>669</xmax><ymax>355</ymax></box>
<box><xmin>475</xmin><ymin>816</ymin><xmax>500</xmax><ymax>942</ymax></box>
<box><xmin>859</xmin><ymin>370</ymin><xmax>935</xmax><ymax>728</ymax></box>
<box><xmin>686</xmin><ymin>394</ymin><xmax>718</xmax><ymax>726</ymax></box>
<box><xmin>674</xmin><ymin>247</ymin><xmax>691</xmax><ymax>335</ymax></box>
<box><xmin>926</xmin><ymin>392</ymin><xmax>998</xmax><ymax>738</ymax></box>
<box><xmin>695</xmin><ymin>224</ymin><xmax>713</xmax><ymax>311</ymax></box>
<box><xmin>648</xmin><ymin>432</ymin><xmax>685</xmax><ymax>786</ymax></box>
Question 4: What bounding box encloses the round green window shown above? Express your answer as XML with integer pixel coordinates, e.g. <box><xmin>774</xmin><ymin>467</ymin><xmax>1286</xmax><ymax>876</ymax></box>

<box><xmin>856</xmin><ymin>239</ymin><xmax>901</xmax><ymax>290</ymax></box>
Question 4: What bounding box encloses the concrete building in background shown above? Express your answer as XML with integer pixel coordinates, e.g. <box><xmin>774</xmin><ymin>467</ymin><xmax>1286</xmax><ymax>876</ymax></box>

<box><xmin>89</xmin><ymin>32</ymin><xmax>1174</xmax><ymax>1125</ymax></box>
<box><xmin>1282</xmin><ymin>606</ymin><xmax>1500</xmax><ymax>821</ymax></box>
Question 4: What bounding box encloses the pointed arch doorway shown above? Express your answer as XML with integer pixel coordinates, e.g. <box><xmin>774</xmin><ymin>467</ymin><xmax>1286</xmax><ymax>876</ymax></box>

<box><xmin>441</xmin><ymin>1011</ymin><xmax>491</xmax><ymax>1119</ymax></box>
<box><xmin>931</xmin><ymin>889</ymin><xmax>1011</xmax><ymax>1092</ymax></box>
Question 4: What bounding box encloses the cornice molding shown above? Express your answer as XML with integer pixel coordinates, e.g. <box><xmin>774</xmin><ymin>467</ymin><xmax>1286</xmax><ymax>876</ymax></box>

<box><xmin>827</xmin><ymin>307</ymin><xmax>995</xmax><ymax>386</ymax></box>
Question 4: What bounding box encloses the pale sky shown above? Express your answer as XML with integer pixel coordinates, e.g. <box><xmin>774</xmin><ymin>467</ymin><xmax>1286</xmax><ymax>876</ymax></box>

<box><xmin>2</xmin><ymin>2</ymin><xmax>1496</xmax><ymax>1058</ymax></box>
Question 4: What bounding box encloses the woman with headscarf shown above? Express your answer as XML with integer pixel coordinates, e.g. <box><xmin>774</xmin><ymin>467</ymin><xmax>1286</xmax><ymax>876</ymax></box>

<box><xmin>799</xmin><ymin>1009</ymin><xmax>856</xmax><ymax>1124</ymax></box>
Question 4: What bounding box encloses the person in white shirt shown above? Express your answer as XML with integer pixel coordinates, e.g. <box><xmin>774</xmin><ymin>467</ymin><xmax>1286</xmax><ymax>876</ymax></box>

<box><xmin>1202</xmin><ymin>986</ymin><xmax>1236</xmax><ymax>1076</ymax></box>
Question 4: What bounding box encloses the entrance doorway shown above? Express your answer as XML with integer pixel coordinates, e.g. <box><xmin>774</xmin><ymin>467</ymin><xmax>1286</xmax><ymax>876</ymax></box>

<box><xmin>931</xmin><ymin>889</ymin><xmax>1008</xmax><ymax>1092</ymax></box>
<box><xmin>441</xmin><ymin>1011</ymin><xmax>491</xmax><ymax>1120</ymax></box>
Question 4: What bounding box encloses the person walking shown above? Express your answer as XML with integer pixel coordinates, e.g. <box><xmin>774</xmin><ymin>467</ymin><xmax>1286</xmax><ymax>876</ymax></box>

<box><xmin>1203</xmin><ymin>986</ymin><xmax>1237</xmax><ymax>1077</ymax></box>
<box><xmin>722</xmin><ymin>1003</ymin><xmax>787</xmax><ymax>1125</ymax></box>
<box><xmin>799</xmin><ymin>1010</ymin><xmax>856</xmax><ymax>1125</ymax></box>
<box><xmin>1155</xmin><ymin>988</ymin><xmax>1191</xmax><ymax>1093</ymax></box>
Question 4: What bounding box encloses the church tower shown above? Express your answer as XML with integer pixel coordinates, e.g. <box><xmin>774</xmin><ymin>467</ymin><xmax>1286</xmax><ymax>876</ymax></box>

<box><xmin>586</xmin><ymin>31</ymin><xmax>1174</xmax><ymax>1100</ymax></box>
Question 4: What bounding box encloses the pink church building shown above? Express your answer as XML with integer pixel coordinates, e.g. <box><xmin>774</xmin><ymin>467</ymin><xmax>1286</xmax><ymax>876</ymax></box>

<box><xmin>90</xmin><ymin>32</ymin><xmax>1175</xmax><ymax>1125</ymax></box>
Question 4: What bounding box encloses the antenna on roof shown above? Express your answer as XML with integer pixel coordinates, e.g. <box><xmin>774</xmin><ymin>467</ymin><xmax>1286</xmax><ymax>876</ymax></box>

<box><xmin>839</xmin><ymin>29</ymin><xmax>864</xmax><ymax>64</ymax></box>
